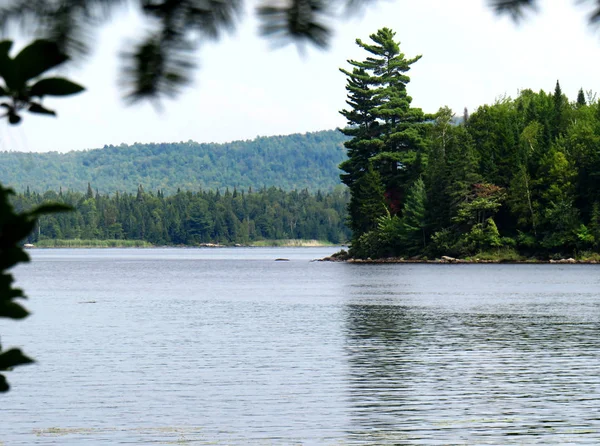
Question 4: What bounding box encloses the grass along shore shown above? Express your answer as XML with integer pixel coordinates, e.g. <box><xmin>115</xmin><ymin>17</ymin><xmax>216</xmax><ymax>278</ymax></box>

<box><xmin>249</xmin><ymin>239</ymin><xmax>337</xmax><ymax>247</ymax></box>
<box><xmin>33</xmin><ymin>239</ymin><xmax>153</xmax><ymax>248</ymax></box>
<box><xmin>28</xmin><ymin>239</ymin><xmax>338</xmax><ymax>248</ymax></box>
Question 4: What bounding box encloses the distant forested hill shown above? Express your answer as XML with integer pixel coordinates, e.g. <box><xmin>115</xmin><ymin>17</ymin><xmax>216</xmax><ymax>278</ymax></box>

<box><xmin>0</xmin><ymin>130</ymin><xmax>348</xmax><ymax>193</ymax></box>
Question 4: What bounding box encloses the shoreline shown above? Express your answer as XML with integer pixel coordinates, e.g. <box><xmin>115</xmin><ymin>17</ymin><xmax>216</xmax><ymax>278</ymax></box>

<box><xmin>25</xmin><ymin>240</ymin><xmax>343</xmax><ymax>249</ymax></box>
<box><xmin>345</xmin><ymin>259</ymin><xmax>598</xmax><ymax>264</ymax></box>
<box><xmin>319</xmin><ymin>258</ymin><xmax>599</xmax><ymax>264</ymax></box>
<box><xmin>318</xmin><ymin>252</ymin><xmax>599</xmax><ymax>264</ymax></box>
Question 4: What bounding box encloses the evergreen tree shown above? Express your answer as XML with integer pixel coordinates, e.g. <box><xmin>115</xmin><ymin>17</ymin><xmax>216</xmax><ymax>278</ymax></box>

<box><xmin>339</xmin><ymin>67</ymin><xmax>380</xmax><ymax>190</ymax></box>
<box><xmin>346</xmin><ymin>164</ymin><xmax>386</xmax><ymax>237</ymax></box>
<box><xmin>339</xmin><ymin>27</ymin><xmax>427</xmax><ymax>247</ymax></box>
<box><xmin>589</xmin><ymin>202</ymin><xmax>600</xmax><ymax>248</ymax></box>
<box><xmin>86</xmin><ymin>183</ymin><xmax>94</xmax><ymax>200</ymax></box>
<box><xmin>357</xmin><ymin>28</ymin><xmax>428</xmax><ymax>206</ymax></box>
<box><xmin>136</xmin><ymin>185</ymin><xmax>145</xmax><ymax>201</ymax></box>
<box><xmin>536</xmin><ymin>141</ymin><xmax>580</xmax><ymax>250</ymax></box>
<box><xmin>552</xmin><ymin>80</ymin><xmax>568</xmax><ymax>139</ymax></box>
<box><xmin>468</xmin><ymin>99</ymin><xmax>519</xmax><ymax>187</ymax></box>
<box><xmin>425</xmin><ymin>113</ymin><xmax>481</xmax><ymax>235</ymax></box>
<box><xmin>401</xmin><ymin>177</ymin><xmax>427</xmax><ymax>254</ymax></box>
<box><xmin>577</xmin><ymin>88</ymin><xmax>586</xmax><ymax>108</ymax></box>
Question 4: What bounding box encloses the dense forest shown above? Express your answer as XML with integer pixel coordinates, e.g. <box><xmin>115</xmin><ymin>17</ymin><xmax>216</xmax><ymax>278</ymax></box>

<box><xmin>14</xmin><ymin>186</ymin><xmax>350</xmax><ymax>246</ymax></box>
<box><xmin>10</xmin><ymin>27</ymin><xmax>600</xmax><ymax>259</ymax></box>
<box><xmin>341</xmin><ymin>28</ymin><xmax>600</xmax><ymax>260</ymax></box>
<box><xmin>0</xmin><ymin>130</ymin><xmax>347</xmax><ymax>194</ymax></box>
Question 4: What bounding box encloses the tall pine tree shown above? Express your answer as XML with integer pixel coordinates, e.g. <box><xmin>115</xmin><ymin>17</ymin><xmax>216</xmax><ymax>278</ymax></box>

<box><xmin>339</xmin><ymin>28</ymin><xmax>428</xmax><ymax>245</ymax></box>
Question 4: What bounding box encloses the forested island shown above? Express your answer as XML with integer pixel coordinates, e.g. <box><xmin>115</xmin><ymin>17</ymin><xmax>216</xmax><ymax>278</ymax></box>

<box><xmin>14</xmin><ymin>186</ymin><xmax>350</xmax><ymax>247</ymax></box>
<box><xmin>339</xmin><ymin>28</ymin><xmax>600</xmax><ymax>261</ymax></box>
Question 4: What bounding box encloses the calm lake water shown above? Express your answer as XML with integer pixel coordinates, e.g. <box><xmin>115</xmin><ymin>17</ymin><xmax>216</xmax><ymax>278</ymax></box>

<box><xmin>4</xmin><ymin>247</ymin><xmax>600</xmax><ymax>444</ymax></box>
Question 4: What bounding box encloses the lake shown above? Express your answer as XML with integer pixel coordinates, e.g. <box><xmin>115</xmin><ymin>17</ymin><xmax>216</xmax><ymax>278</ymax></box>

<box><xmin>4</xmin><ymin>247</ymin><xmax>600</xmax><ymax>444</ymax></box>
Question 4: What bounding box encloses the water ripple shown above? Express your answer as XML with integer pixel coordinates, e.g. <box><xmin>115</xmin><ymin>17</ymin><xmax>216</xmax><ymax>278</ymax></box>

<box><xmin>5</xmin><ymin>248</ymin><xmax>600</xmax><ymax>444</ymax></box>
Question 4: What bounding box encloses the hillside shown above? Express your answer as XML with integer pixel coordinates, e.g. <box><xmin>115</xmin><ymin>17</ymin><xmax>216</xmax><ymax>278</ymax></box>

<box><xmin>0</xmin><ymin>130</ymin><xmax>348</xmax><ymax>193</ymax></box>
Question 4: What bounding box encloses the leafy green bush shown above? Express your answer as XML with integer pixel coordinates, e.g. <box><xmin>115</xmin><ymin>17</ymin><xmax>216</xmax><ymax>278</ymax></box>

<box><xmin>577</xmin><ymin>251</ymin><xmax>600</xmax><ymax>262</ymax></box>
<box><xmin>468</xmin><ymin>248</ymin><xmax>523</xmax><ymax>262</ymax></box>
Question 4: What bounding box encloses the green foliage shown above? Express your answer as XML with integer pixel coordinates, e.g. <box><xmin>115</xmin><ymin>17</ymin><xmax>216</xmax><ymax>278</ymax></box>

<box><xmin>575</xmin><ymin>224</ymin><xmax>595</xmax><ymax>248</ymax></box>
<box><xmin>468</xmin><ymin>247</ymin><xmax>523</xmax><ymax>262</ymax></box>
<box><xmin>577</xmin><ymin>88</ymin><xmax>586</xmax><ymax>108</ymax></box>
<box><xmin>0</xmin><ymin>40</ymin><xmax>84</xmax><ymax>124</ymax></box>
<box><xmin>400</xmin><ymin>177</ymin><xmax>427</xmax><ymax>254</ymax></box>
<box><xmin>461</xmin><ymin>217</ymin><xmax>502</xmax><ymax>254</ymax></box>
<box><xmin>340</xmin><ymin>27</ymin><xmax>428</xmax><ymax>246</ymax></box>
<box><xmin>350</xmin><ymin>211</ymin><xmax>403</xmax><ymax>259</ymax></box>
<box><xmin>349</xmin><ymin>202</ymin><xmax>422</xmax><ymax>259</ymax></box>
<box><xmin>540</xmin><ymin>199</ymin><xmax>580</xmax><ymax>251</ymax></box>
<box><xmin>453</xmin><ymin>183</ymin><xmax>505</xmax><ymax>226</ymax></box>
<box><xmin>588</xmin><ymin>202</ymin><xmax>600</xmax><ymax>249</ymax></box>
<box><xmin>344</xmin><ymin>70</ymin><xmax>600</xmax><ymax>259</ymax></box>
<box><xmin>0</xmin><ymin>130</ymin><xmax>348</xmax><ymax>194</ymax></box>
<box><xmin>35</xmin><ymin>239</ymin><xmax>152</xmax><ymax>248</ymax></box>
<box><xmin>350</xmin><ymin>230</ymin><xmax>386</xmax><ymax>259</ymax></box>
<box><xmin>14</xmin><ymin>186</ymin><xmax>351</xmax><ymax>247</ymax></box>
<box><xmin>346</xmin><ymin>164</ymin><xmax>386</xmax><ymax>237</ymax></box>
<box><xmin>508</xmin><ymin>166</ymin><xmax>538</xmax><ymax>234</ymax></box>
<box><xmin>424</xmin><ymin>108</ymin><xmax>481</xmax><ymax>234</ymax></box>
<box><xmin>0</xmin><ymin>185</ymin><xmax>70</xmax><ymax>392</ymax></box>
<box><xmin>430</xmin><ymin>228</ymin><xmax>458</xmax><ymax>257</ymax></box>
<box><xmin>429</xmin><ymin>217</ymin><xmax>504</xmax><ymax>258</ymax></box>
<box><xmin>577</xmin><ymin>251</ymin><xmax>600</xmax><ymax>262</ymax></box>
<box><xmin>0</xmin><ymin>38</ymin><xmax>78</xmax><ymax>393</ymax></box>
<box><xmin>467</xmin><ymin>99</ymin><xmax>520</xmax><ymax>187</ymax></box>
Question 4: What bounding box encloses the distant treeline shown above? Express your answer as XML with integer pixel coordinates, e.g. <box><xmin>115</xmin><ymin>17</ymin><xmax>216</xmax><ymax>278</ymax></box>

<box><xmin>0</xmin><ymin>130</ymin><xmax>348</xmax><ymax>194</ymax></box>
<box><xmin>14</xmin><ymin>185</ymin><xmax>351</xmax><ymax>246</ymax></box>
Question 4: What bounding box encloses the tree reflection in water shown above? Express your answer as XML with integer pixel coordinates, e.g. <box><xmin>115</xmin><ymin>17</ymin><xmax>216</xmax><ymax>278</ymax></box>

<box><xmin>340</xmin><ymin>264</ymin><xmax>600</xmax><ymax>444</ymax></box>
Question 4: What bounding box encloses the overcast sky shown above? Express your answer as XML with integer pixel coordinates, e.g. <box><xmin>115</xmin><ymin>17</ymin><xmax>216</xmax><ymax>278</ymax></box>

<box><xmin>1</xmin><ymin>0</ymin><xmax>599</xmax><ymax>153</ymax></box>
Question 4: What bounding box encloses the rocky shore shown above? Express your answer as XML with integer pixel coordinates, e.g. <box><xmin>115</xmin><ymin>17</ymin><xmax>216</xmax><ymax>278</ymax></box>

<box><xmin>317</xmin><ymin>250</ymin><xmax>598</xmax><ymax>264</ymax></box>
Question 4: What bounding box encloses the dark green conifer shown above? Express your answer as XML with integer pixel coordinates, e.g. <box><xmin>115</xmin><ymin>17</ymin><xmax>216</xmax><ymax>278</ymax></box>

<box><xmin>552</xmin><ymin>80</ymin><xmax>567</xmax><ymax>139</ymax></box>
<box><xmin>401</xmin><ymin>177</ymin><xmax>427</xmax><ymax>253</ymax></box>
<box><xmin>339</xmin><ymin>27</ymin><xmax>427</xmax><ymax>245</ymax></box>
<box><xmin>136</xmin><ymin>185</ymin><xmax>145</xmax><ymax>201</ymax></box>
<box><xmin>577</xmin><ymin>88</ymin><xmax>586</xmax><ymax>107</ymax></box>
<box><xmin>346</xmin><ymin>164</ymin><xmax>386</xmax><ymax>237</ymax></box>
